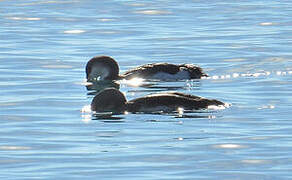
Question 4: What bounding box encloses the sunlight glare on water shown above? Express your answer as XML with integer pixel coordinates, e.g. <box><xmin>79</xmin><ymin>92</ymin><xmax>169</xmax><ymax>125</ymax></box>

<box><xmin>121</xmin><ymin>77</ymin><xmax>145</xmax><ymax>87</ymax></box>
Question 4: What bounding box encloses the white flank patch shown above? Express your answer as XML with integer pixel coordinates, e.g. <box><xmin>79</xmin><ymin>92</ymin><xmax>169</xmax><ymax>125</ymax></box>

<box><xmin>208</xmin><ymin>103</ymin><xmax>230</xmax><ymax>110</ymax></box>
<box><xmin>150</xmin><ymin>70</ymin><xmax>190</xmax><ymax>80</ymax></box>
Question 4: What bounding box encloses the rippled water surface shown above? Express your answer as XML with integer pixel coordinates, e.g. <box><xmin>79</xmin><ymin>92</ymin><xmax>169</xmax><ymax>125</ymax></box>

<box><xmin>1</xmin><ymin>0</ymin><xmax>292</xmax><ymax>179</ymax></box>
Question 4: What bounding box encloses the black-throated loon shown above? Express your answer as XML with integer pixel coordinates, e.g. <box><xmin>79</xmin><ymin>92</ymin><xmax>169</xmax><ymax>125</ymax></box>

<box><xmin>86</xmin><ymin>56</ymin><xmax>208</xmax><ymax>81</ymax></box>
<box><xmin>91</xmin><ymin>88</ymin><xmax>226</xmax><ymax>113</ymax></box>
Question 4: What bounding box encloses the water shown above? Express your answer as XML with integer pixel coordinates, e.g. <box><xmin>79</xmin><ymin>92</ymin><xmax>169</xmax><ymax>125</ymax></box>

<box><xmin>1</xmin><ymin>0</ymin><xmax>292</xmax><ymax>179</ymax></box>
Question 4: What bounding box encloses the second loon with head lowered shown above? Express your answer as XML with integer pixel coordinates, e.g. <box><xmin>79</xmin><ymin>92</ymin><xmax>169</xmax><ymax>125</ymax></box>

<box><xmin>91</xmin><ymin>88</ymin><xmax>226</xmax><ymax>113</ymax></box>
<box><xmin>86</xmin><ymin>56</ymin><xmax>208</xmax><ymax>81</ymax></box>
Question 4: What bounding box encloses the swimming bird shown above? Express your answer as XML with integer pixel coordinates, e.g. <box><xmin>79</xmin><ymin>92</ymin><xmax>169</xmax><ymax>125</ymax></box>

<box><xmin>91</xmin><ymin>88</ymin><xmax>225</xmax><ymax>113</ymax></box>
<box><xmin>86</xmin><ymin>56</ymin><xmax>208</xmax><ymax>81</ymax></box>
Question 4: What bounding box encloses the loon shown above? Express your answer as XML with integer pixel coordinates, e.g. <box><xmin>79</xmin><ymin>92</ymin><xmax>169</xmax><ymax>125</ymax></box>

<box><xmin>86</xmin><ymin>56</ymin><xmax>208</xmax><ymax>81</ymax></box>
<box><xmin>91</xmin><ymin>88</ymin><xmax>225</xmax><ymax>113</ymax></box>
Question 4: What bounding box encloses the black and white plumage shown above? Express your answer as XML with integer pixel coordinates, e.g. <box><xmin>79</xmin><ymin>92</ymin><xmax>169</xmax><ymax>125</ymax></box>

<box><xmin>91</xmin><ymin>88</ymin><xmax>225</xmax><ymax>113</ymax></box>
<box><xmin>86</xmin><ymin>56</ymin><xmax>208</xmax><ymax>82</ymax></box>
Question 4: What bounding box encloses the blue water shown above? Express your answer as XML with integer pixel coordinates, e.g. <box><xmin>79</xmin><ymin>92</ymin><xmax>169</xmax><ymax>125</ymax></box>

<box><xmin>1</xmin><ymin>0</ymin><xmax>292</xmax><ymax>179</ymax></box>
